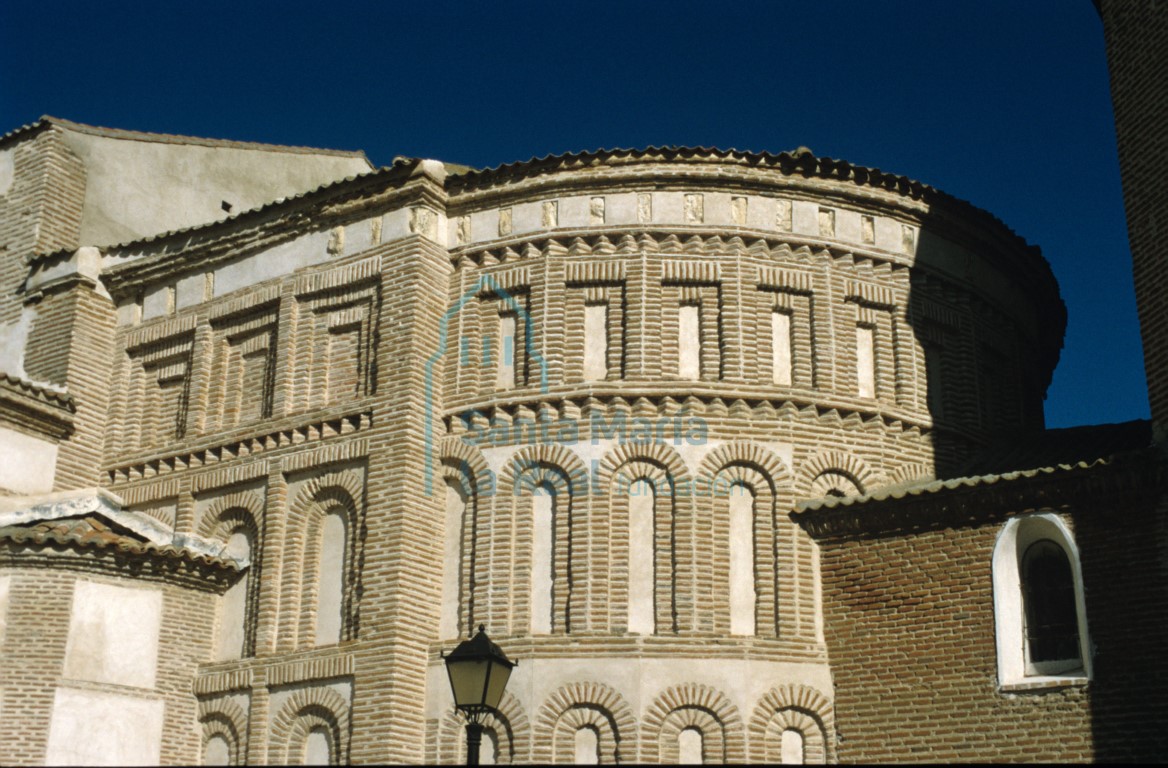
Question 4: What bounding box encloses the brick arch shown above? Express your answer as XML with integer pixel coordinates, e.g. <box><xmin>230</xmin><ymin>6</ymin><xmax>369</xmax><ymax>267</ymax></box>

<box><xmin>642</xmin><ymin>683</ymin><xmax>745</xmax><ymax>763</ymax></box>
<box><xmin>439</xmin><ymin>437</ymin><xmax>494</xmax><ymax>497</ymax></box>
<box><xmin>695</xmin><ymin>440</ymin><xmax>793</xmax><ymax>494</ymax></box>
<box><xmin>437</xmin><ymin>691</ymin><xmax>531</xmax><ymax>764</ymax></box>
<box><xmin>595</xmin><ymin>444</ymin><xmax>692</xmax><ymax>634</ymax></box>
<box><xmin>498</xmin><ymin>443</ymin><xmax>589</xmax><ymax>496</ymax></box>
<box><xmin>797</xmin><ymin>450</ymin><xmax>878</xmax><ymax>499</ymax></box>
<box><xmin>474</xmin><ymin>444</ymin><xmax>588</xmax><ymax>635</ymax></box>
<box><xmin>597</xmin><ymin>441</ymin><xmax>692</xmax><ymax>487</ymax></box>
<box><xmin>269</xmin><ymin>686</ymin><xmax>350</xmax><ymax>765</ymax></box>
<box><xmin>286</xmin><ymin>467</ymin><xmax>367</xmax><ymax>648</ymax></box>
<box><xmin>291</xmin><ymin>469</ymin><xmax>366</xmax><ymax>517</ymax></box>
<box><xmin>748</xmin><ymin>684</ymin><xmax>834</xmax><ymax>764</ymax></box>
<box><xmin>534</xmin><ymin>682</ymin><xmax>636</xmax><ymax>764</ymax></box>
<box><xmin>198</xmin><ymin>697</ymin><xmax>248</xmax><ymax>765</ymax></box>
<box><xmin>198</xmin><ymin>490</ymin><xmax>265</xmax><ymax>542</ymax></box>
<box><xmin>887</xmin><ymin>461</ymin><xmax>932</xmax><ymax>487</ymax></box>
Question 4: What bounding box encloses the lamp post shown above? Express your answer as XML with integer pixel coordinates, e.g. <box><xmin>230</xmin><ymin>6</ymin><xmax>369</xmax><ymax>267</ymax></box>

<box><xmin>442</xmin><ymin>625</ymin><xmax>517</xmax><ymax>767</ymax></box>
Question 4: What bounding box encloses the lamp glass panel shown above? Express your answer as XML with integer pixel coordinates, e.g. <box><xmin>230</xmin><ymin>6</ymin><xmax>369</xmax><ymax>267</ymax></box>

<box><xmin>483</xmin><ymin>659</ymin><xmax>513</xmax><ymax>710</ymax></box>
<box><xmin>448</xmin><ymin>659</ymin><xmax>490</xmax><ymax>708</ymax></box>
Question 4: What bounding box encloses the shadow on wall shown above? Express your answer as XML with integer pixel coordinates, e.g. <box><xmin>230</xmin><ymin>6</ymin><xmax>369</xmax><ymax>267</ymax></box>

<box><xmin>906</xmin><ymin>218</ymin><xmax>1062</xmax><ymax>481</ymax></box>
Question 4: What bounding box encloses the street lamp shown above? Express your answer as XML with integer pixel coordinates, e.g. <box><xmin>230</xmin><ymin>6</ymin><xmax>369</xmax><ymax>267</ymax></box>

<box><xmin>442</xmin><ymin>625</ymin><xmax>517</xmax><ymax>767</ymax></box>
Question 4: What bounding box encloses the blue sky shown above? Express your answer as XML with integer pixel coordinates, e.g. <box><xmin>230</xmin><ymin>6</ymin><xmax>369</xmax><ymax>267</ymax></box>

<box><xmin>0</xmin><ymin>1</ymin><xmax>1145</xmax><ymax>428</ymax></box>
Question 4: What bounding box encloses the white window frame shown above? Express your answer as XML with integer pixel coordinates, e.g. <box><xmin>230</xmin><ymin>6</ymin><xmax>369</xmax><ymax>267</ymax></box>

<box><xmin>992</xmin><ymin>512</ymin><xmax>1091</xmax><ymax>690</ymax></box>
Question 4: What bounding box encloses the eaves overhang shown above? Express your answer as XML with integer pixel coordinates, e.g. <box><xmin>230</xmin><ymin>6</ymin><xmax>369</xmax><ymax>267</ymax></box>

<box><xmin>792</xmin><ymin>448</ymin><xmax>1162</xmax><ymax>542</ymax></box>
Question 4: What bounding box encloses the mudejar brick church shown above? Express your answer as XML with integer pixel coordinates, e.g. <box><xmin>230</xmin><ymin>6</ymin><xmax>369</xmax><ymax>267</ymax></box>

<box><xmin>1</xmin><ymin>2</ymin><xmax>1165</xmax><ymax>763</ymax></box>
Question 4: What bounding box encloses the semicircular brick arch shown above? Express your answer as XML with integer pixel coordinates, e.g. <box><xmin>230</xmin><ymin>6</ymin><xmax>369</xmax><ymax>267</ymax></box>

<box><xmin>498</xmin><ymin>443</ymin><xmax>589</xmax><ymax>497</ymax></box>
<box><xmin>596</xmin><ymin>444</ymin><xmax>692</xmax><ymax>634</ymax></box>
<box><xmin>597</xmin><ymin>441</ymin><xmax>692</xmax><ymax>486</ymax></box>
<box><xmin>642</xmin><ymin>683</ymin><xmax>745</xmax><ymax>764</ymax></box>
<box><xmin>198</xmin><ymin>697</ymin><xmax>248</xmax><ymax>765</ymax></box>
<box><xmin>291</xmin><ymin>469</ymin><xmax>366</xmax><ymax>517</ymax></box>
<box><xmin>797</xmin><ymin>450</ymin><xmax>878</xmax><ymax>499</ymax></box>
<box><xmin>748</xmin><ymin>684</ymin><xmax>834</xmax><ymax>764</ymax></box>
<box><xmin>286</xmin><ymin>467</ymin><xmax>367</xmax><ymax>648</ymax></box>
<box><xmin>269</xmin><ymin>686</ymin><xmax>351</xmax><ymax>765</ymax></box>
<box><xmin>439</xmin><ymin>437</ymin><xmax>494</xmax><ymax>497</ymax></box>
<box><xmin>533</xmin><ymin>681</ymin><xmax>637</xmax><ymax>764</ymax></box>
<box><xmin>437</xmin><ymin>691</ymin><xmax>530</xmax><ymax>764</ymax></box>
<box><xmin>476</xmin><ymin>444</ymin><xmax>588</xmax><ymax>635</ymax></box>
<box><xmin>887</xmin><ymin>461</ymin><xmax>932</xmax><ymax>487</ymax></box>
<box><xmin>695</xmin><ymin>440</ymin><xmax>793</xmax><ymax>495</ymax></box>
<box><xmin>198</xmin><ymin>490</ymin><xmax>265</xmax><ymax>541</ymax></box>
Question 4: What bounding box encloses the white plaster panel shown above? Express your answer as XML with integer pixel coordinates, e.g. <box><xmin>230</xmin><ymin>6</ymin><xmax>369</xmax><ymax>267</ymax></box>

<box><xmin>469</xmin><ymin>209</ymin><xmax>499</xmax><ymax>242</ymax></box>
<box><xmin>558</xmin><ymin>196</ymin><xmax>591</xmax><ymax>229</ymax></box>
<box><xmin>703</xmin><ymin>192</ymin><xmax>733</xmax><ymax>227</ymax></box>
<box><xmin>141</xmin><ymin>283</ymin><xmax>170</xmax><ymax>321</ymax></box>
<box><xmin>380</xmin><ymin>208</ymin><xmax>412</xmax><ymax>242</ymax></box>
<box><xmin>0</xmin><ymin>426</ymin><xmax>58</xmax><ymax>494</ymax></box>
<box><xmin>511</xmin><ymin>202</ymin><xmax>543</xmax><ymax>234</ymax></box>
<box><xmin>605</xmin><ymin>193</ymin><xmax>639</xmax><ymax>225</ymax></box>
<box><xmin>874</xmin><ymin>216</ymin><xmax>904</xmax><ymax>253</ymax></box>
<box><xmin>345</xmin><ymin>218</ymin><xmax>375</xmax><ymax>254</ymax></box>
<box><xmin>63</xmin><ymin>580</ymin><xmax>161</xmax><ymax>689</ymax></box>
<box><xmin>214</xmin><ymin>231</ymin><xmax>329</xmax><ymax>298</ymax></box>
<box><xmin>654</xmin><ymin>192</ymin><xmax>686</xmax><ymax>228</ymax></box>
<box><xmin>175</xmin><ymin>272</ymin><xmax>205</xmax><ymax>310</ymax></box>
<box><xmin>0</xmin><ymin>574</ymin><xmax>10</xmax><ymax>646</ymax></box>
<box><xmin>748</xmin><ymin>196</ymin><xmax>778</xmax><ymax>230</ymax></box>
<box><xmin>0</xmin><ymin>147</ymin><xmax>14</xmax><ymax>195</ymax></box>
<box><xmin>835</xmin><ymin>210</ymin><xmax>862</xmax><ymax>243</ymax></box>
<box><xmin>116</xmin><ymin>299</ymin><xmax>138</xmax><ymax>327</ymax></box>
<box><xmin>45</xmin><ymin>687</ymin><xmax>163</xmax><ymax>766</ymax></box>
<box><xmin>791</xmin><ymin>201</ymin><xmax>820</xmax><ymax>236</ymax></box>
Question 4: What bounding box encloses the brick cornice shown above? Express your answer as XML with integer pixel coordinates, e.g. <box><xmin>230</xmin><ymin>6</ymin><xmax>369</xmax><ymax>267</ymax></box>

<box><xmin>0</xmin><ymin>374</ymin><xmax>75</xmax><ymax>439</ymax></box>
<box><xmin>93</xmin><ymin>163</ymin><xmax>445</xmax><ymax>299</ymax></box>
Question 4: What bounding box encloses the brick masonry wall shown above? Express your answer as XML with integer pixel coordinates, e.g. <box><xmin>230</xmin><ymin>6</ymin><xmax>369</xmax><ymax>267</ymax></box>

<box><xmin>1</xmin><ymin>150</ymin><xmax>1074</xmax><ymax>763</ymax></box>
<box><xmin>0</xmin><ymin>127</ymin><xmax>87</xmax><ymax>333</ymax></box>
<box><xmin>815</xmin><ymin>486</ymin><xmax>1168</xmax><ymax>762</ymax></box>
<box><xmin>1098</xmin><ymin>0</ymin><xmax>1168</xmax><ymax>426</ymax></box>
<box><xmin>0</xmin><ymin>563</ymin><xmax>219</xmax><ymax>766</ymax></box>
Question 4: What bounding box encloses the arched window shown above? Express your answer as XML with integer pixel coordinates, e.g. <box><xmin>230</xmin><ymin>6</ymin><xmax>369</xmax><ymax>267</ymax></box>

<box><xmin>728</xmin><ymin>484</ymin><xmax>756</xmax><ymax>636</ymax></box>
<box><xmin>217</xmin><ymin>529</ymin><xmax>254</xmax><ymax>661</ymax></box>
<box><xmin>678</xmin><ymin>726</ymin><xmax>704</xmax><ymax>764</ymax></box>
<box><xmin>1022</xmin><ymin>540</ymin><xmax>1080</xmax><ymax>671</ymax></box>
<box><xmin>441</xmin><ymin>480</ymin><xmax>467</xmax><ymax>639</ymax></box>
<box><xmin>575</xmin><ymin>726</ymin><xmax>600</xmax><ymax>764</ymax></box>
<box><xmin>304</xmin><ymin>726</ymin><xmax>332</xmax><ymax>765</ymax></box>
<box><xmin>531</xmin><ymin>483</ymin><xmax>556</xmax><ymax>635</ymax></box>
<box><xmin>628</xmin><ymin>479</ymin><xmax>656</xmax><ymax>634</ymax></box>
<box><xmin>992</xmin><ymin>513</ymin><xmax>1090</xmax><ymax>686</ymax></box>
<box><xmin>780</xmin><ymin>728</ymin><xmax>805</xmax><ymax>764</ymax></box>
<box><xmin>203</xmin><ymin>734</ymin><xmax>231</xmax><ymax>766</ymax></box>
<box><xmin>315</xmin><ymin>510</ymin><xmax>347</xmax><ymax>646</ymax></box>
<box><xmin>479</xmin><ymin>727</ymin><xmax>499</xmax><ymax>765</ymax></box>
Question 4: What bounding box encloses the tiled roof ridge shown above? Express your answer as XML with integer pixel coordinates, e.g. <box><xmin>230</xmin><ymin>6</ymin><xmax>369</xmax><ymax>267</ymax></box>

<box><xmin>0</xmin><ymin>115</ymin><xmax>370</xmax><ymax>161</ymax></box>
<box><xmin>796</xmin><ymin>425</ymin><xmax>1155</xmax><ymax>514</ymax></box>
<box><xmin>445</xmin><ymin>145</ymin><xmax>1043</xmax><ymax>252</ymax></box>
<box><xmin>0</xmin><ymin>372</ymin><xmax>75</xmax><ymax>410</ymax></box>
<box><xmin>0</xmin><ymin>523</ymin><xmax>240</xmax><ymax>571</ymax></box>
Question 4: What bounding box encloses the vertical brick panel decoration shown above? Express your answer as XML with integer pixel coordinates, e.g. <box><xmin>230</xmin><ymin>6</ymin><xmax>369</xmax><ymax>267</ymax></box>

<box><xmin>348</xmin><ymin>229</ymin><xmax>452</xmax><ymax>764</ymax></box>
